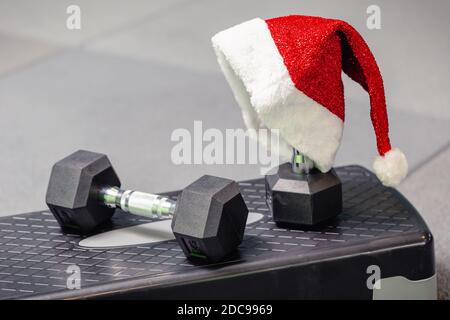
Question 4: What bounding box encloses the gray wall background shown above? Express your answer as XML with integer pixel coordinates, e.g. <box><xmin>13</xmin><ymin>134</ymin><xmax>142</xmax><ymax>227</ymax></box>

<box><xmin>0</xmin><ymin>0</ymin><xmax>449</xmax><ymax>214</ymax></box>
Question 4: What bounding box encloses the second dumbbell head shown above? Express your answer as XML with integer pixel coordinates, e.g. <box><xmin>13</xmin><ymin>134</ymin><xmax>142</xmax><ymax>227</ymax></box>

<box><xmin>172</xmin><ymin>174</ymin><xmax>248</xmax><ymax>262</ymax></box>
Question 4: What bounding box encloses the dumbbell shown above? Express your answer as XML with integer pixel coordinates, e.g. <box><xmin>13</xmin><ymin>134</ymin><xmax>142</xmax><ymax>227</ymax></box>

<box><xmin>265</xmin><ymin>148</ymin><xmax>342</xmax><ymax>227</ymax></box>
<box><xmin>46</xmin><ymin>150</ymin><xmax>249</xmax><ymax>262</ymax></box>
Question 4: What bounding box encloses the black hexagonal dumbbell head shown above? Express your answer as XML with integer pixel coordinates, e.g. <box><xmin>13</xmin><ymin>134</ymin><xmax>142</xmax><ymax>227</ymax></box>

<box><xmin>266</xmin><ymin>163</ymin><xmax>342</xmax><ymax>227</ymax></box>
<box><xmin>172</xmin><ymin>175</ymin><xmax>249</xmax><ymax>263</ymax></box>
<box><xmin>46</xmin><ymin>150</ymin><xmax>121</xmax><ymax>234</ymax></box>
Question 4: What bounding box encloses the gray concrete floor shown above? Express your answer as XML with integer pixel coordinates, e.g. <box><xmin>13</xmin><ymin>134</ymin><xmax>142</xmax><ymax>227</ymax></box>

<box><xmin>399</xmin><ymin>144</ymin><xmax>450</xmax><ymax>300</ymax></box>
<box><xmin>0</xmin><ymin>0</ymin><xmax>449</xmax><ymax>297</ymax></box>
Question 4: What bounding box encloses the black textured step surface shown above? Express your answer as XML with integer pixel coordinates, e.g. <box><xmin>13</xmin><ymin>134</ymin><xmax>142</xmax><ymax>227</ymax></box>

<box><xmin>0</xmin><ymin>166</ymin><xmax>433</xmax><ymax>299</ymax></box>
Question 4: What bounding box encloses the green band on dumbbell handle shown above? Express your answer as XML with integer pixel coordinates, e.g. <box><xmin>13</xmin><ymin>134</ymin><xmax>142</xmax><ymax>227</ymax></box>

<box><xmin>294</xmin><ymin>154</ymin><xmax>305</xmax><ymax>164</ymax></box>
<box><xmin>292</xmin><ymin>148</ymin><xmax>314</xmax><ymax>174</ymax></box>
<box><xmin>98</xmin><ymin>186</ymin><xmax>120</xmax><ymax>208</ymax></box>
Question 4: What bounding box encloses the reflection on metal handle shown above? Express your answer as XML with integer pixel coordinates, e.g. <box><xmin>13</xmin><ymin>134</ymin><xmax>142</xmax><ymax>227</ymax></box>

<box><xmin>98</xmin><ymin>187</ymin><xmax>176</xmax><ymax>219</ymax></box>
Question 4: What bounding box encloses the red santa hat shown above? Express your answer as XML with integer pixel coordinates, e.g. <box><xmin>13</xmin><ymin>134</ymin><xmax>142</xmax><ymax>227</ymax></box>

<box><xmin>212</xmin><ymin>15</ymin><xmax>408</xmax><ymax>187</ymax></box>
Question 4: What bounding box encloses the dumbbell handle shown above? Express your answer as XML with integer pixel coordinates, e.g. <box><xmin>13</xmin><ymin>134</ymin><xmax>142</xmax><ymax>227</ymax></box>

<box><xmin>292</xmin><ymin>148</ymin><xmax>314</xmax><ymax>174</ymax></box>
<box><xmin>98</xmin><ymin>186</ymin><xmax>177</xmax><ymax>219</ymax></box>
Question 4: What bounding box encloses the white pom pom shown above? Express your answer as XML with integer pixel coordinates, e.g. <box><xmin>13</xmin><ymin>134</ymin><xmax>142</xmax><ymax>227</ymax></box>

<box><xmin>373</xmin><ymin>148</ymin><xmax>408</xmax><ymax>187</ymax></box>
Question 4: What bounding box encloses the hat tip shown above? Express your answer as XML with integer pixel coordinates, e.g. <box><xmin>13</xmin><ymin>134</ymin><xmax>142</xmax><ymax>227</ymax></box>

<box><xmin>373</xmin><ymin>148</ymin><xmax>408</xmax><ymax>187</ymax></box>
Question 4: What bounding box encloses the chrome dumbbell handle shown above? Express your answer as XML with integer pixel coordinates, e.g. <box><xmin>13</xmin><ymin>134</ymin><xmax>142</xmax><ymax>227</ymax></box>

<box><xmin>98</xmin><ymin>186</ymin><xmax>176</xmax><ymax>219</ymax></box>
